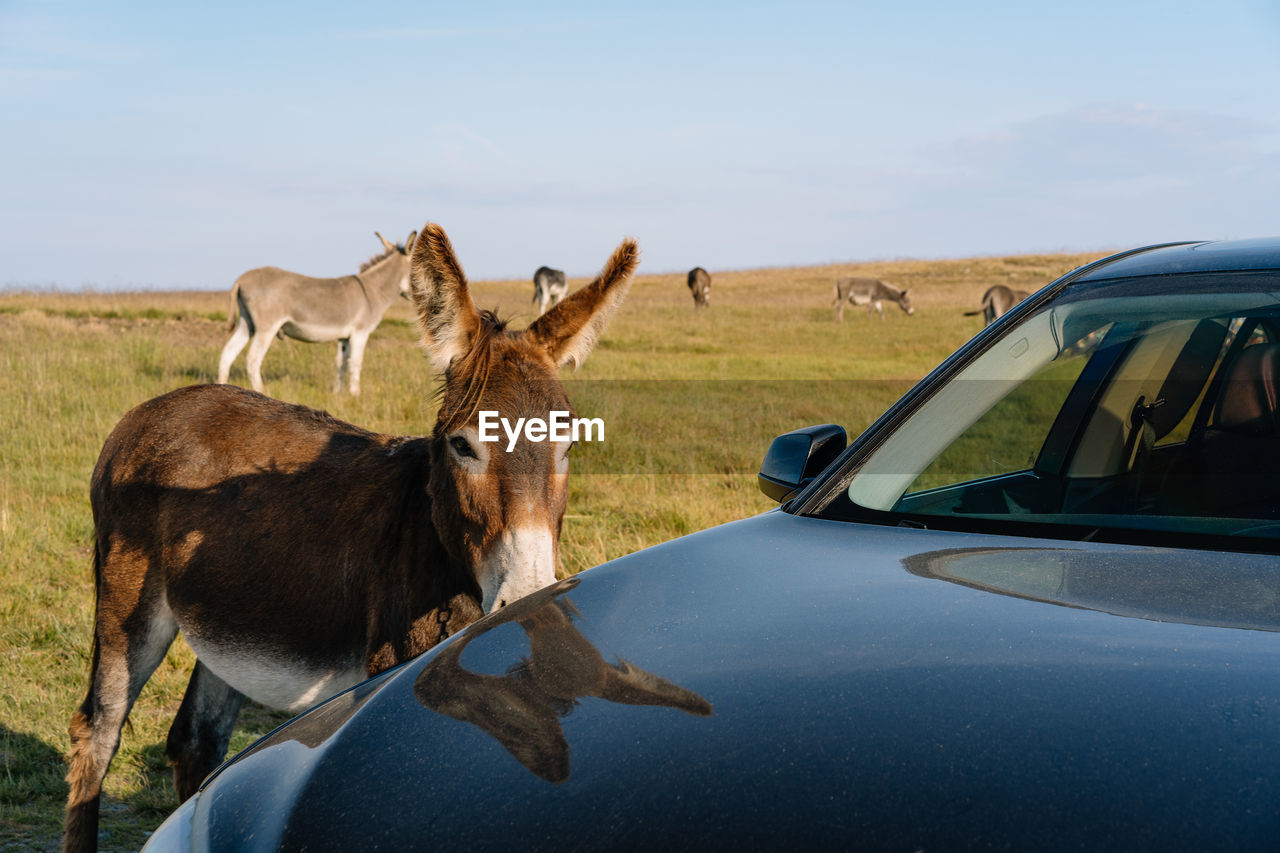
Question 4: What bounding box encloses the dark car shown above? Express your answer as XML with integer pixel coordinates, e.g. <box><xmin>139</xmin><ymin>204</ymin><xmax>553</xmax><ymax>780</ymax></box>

<box><xmin>146</xmin><ymin>238</ymin><xmax>1280</xmax><ymax>851</ymax></box>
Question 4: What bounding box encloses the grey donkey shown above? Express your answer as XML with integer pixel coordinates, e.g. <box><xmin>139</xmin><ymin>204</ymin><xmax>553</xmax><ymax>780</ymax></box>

<box><xmin>533</xmin><ymin>266</ymin><xmax>568</xmax><ymax>315</ymax></box>
<box><xmin>832</xmin><ymin>276</ymin><xmax>915</xmax><ymax>321</ymax></box>
<box><xmin>217</xmin><ymin>231</ymin><xmax>416</xmax><ymax>395</ymax></box>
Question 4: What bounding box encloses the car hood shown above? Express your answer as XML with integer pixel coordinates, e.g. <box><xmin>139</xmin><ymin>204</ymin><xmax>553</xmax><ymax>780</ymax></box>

<box><xmin>194</xmin><ymin>513</ymin><xmax>1280</xmax><ymax>850</ymax></box>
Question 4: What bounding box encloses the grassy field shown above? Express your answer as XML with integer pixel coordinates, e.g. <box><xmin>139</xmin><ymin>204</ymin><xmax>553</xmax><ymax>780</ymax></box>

<box><xmin>0</xmin><ymin>248</ymin><xmax>1102</xmax><ymax>851</ymax></box>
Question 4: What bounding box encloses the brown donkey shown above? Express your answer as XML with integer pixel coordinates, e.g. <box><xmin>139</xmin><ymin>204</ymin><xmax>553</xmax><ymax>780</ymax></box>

<box><xmin>964</xmin><ymin>284</ymin><xmax>1030</xmax><ymax>326</ymax></box>
<box><xmin>687</xmin><ymin>266</ymin><xmax>711</xmax><ymax>308</ymax></box>
<box><xmin>63</xmin><ymin>223</ymin><xmax>639</xmax><ymax>853</ymax></box>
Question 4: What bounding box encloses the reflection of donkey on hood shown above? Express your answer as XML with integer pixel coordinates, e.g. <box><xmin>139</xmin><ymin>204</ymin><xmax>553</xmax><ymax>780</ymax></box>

<box><xmin>414</xmin><ymin>579</ymin><xmax>713</xmax><ymax>783</ymax></box>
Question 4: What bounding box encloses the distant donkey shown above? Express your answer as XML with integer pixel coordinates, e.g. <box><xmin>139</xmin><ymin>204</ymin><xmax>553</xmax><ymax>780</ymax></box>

<box><xmin>687</xmin><ymin>267</ymin><xmax>711</xmax><ymax>308</ymax></box>
<box><xmin>964</xmin><ymin>285</ymin><xmax>1031</xmax><ymax>326</ymax></box>
<box><xmin>62</xmin><ymin>222</ymin><xmax>640</xmax><ymax>853</ymax></box>
<box><xmin>217</xmin><ymin>231</ymin><xmax>416</xmax><ymax>395</ymax></box>
<box><xmin>533</xmin><ymin>266</ymin><xmax>568</xmax><ymax>315</ymax></box>
<box><xmin>832</xmin><ymin>276</ymin><xmax>915</xmax><ymax>321</ymax></box>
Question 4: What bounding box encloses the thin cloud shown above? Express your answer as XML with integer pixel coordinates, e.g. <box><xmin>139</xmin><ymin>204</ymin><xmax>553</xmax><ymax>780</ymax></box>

<box><xmin>351</xmin><ymin>27</ymin><xmax>467</xmax><ymax>40</ymax></box>
<box><xmin>439</xmin><ymin>124</ymin><xmax>515</xmax><ymax>166</ymax></box>
<box><xmin>0</xmin><ymin>67</ymin><xmax>81</xmax><ymax>85</ymax></box>
<box><xmin>942</xmin><ymin>102</ymin><xmax>1277</xmax><ymax>185</ymax></box>
<box><xmin>655</xmin><ymin>122</ymin><xmax>740</xmax><ymax>144</ymax></box>
<box><xmin>2</xmin><ymin>13</ymin><xmax>148</xmax><ymax>64</ymax></box>
<box><xmin>261</xmin><ymin>176</ymin><xmax>708</xmax><ymax>208</ymax></box>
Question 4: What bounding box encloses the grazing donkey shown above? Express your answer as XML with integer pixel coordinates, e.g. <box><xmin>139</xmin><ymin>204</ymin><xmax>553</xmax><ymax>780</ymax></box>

<box><xmin>533</xmin><ymin>266</ymin><xmax>568</xmax><ymax>315</ymax></box>
<box><xmin>687</xmin><ymin>267</ymin><xmax>711</xmax><ymax>308</ymax></box>
<box><xmin>832</xmin><ymin>276</ymin><xmax>915</xmax><ymax>321</ymax></box>
<box><xmin>964</xmin><ymin>284</ymin><xmax>1031</xmax><ymax>326</ymax></box>
<box><xmin>217</xmin><ymin>231</ymin><xmax>417</xmax><ymax>396</ymax></box>
<box><xmin>63</xmin><ymin>223</ymin><xmax>639</xmax><ymax>853</ymax></box>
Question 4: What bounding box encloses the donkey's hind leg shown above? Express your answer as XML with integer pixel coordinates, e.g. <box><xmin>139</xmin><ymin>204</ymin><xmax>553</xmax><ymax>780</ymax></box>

<box><xmin>334</xmin><ymin>338</ymin><xmax>351</xmax><ymax>393</ymax></box>
<box><xmin>218</xmin><ymin>316</ymin><xmax>252</xmax><ymax>385</ymax></box>
<box><xmin>166</xmin><ymin>661</ymin><xmax>246</xmax><ymax>801</ymax></box>
<box><xmin>245</xmin><ymin>321</ymin><xmax>284</xmax><ymax>394</ymax></box>
<box><xmin>64</xmin><ymin>591</ymin><xmax>178</xmax><ymax>853</ymax></box>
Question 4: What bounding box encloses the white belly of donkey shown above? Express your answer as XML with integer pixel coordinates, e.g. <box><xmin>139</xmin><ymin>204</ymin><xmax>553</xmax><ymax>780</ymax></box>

<box><xmin>183</xmin><ymin>633</ymin><xmax>367</xmax><ymax>714</ymax></box>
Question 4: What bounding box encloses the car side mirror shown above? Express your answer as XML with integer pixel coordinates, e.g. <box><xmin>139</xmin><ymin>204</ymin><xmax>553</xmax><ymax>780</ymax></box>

<box><xmin>757</xmin><ymin>424</ymin><xmax>847</xmax><ymax>503</ymax></box>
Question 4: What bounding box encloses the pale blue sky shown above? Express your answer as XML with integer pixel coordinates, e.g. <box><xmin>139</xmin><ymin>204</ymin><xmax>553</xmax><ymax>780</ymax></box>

<box><xmin>3</xmin><ymin>1</ymin><xmax>1280</xmax><ymax>288</ymax></box>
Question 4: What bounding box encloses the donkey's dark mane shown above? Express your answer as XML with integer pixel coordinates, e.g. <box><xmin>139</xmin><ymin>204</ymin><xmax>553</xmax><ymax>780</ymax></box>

<box><xmin>434</xmin><ymin>310</ymin><xmax>510</xmax><ymax>433</ymax></box>
<box><xmin>360</xmin><ymin>244</ymin><xmax>404</xmax><ymax>273</ymax></box>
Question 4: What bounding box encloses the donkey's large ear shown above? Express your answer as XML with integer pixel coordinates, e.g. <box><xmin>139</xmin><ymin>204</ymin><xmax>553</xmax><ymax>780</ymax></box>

<box><xmin>526</xmin><ymin>238</ymin><xmax>639</xmax><ymax>370</ymax></box>
<box><xmin>375</xmin><ymin>231</ymin><xmax>396</xmax><ymax>253</ymax></box>
<box><xmin>404</xmin><ymin>230</ymin><xmax>417</xmax><ymax>254</ymax></box>
<box><xmin>599</xmin><ymin>658</ymin><xmax>714</xmax><ymax>716</ymax></box>
<box><xmin>409</xmin><ymin>223</ymin><xmax>482</xmax><ymax>371</ymax></box>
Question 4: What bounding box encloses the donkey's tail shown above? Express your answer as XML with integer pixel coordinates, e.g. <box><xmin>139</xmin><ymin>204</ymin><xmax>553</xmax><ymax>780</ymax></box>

<box><xmin>830</xmin><ymin>280</ymin><xmax>842</xmax><ymax>307</ymax></box>
<box><xmin>226</xmin><ymin>281</ymin><xmax>241</xmax><ymax>331</ymax></box>
<box><xmin>963</xmin><ymin>292</ymin><xmax>991</xmax><ymax>316</ymax></box>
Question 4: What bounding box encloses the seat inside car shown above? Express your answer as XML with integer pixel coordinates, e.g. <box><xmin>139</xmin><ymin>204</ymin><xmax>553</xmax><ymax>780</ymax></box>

<box><xmin>1058</xmin><ymin>319</ymin><xmax>1227</xmax><ymax>516</ymax></box>
<box><xmin>1181</xmin><ymin>341</ymin><xmax>1280</xmax><ymax>519</ymax></box>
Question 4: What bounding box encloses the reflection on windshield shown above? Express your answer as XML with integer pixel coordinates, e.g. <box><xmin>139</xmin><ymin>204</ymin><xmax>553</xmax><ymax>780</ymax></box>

<box><xmin>414</xmin><ymin>578</ymin><xmax>713</xmax><ymax>782</ymax></box>
<box><xmin>903</xmin><ymin>547</ymin><xmax>1280</xmax><ymax>632</ymax></box>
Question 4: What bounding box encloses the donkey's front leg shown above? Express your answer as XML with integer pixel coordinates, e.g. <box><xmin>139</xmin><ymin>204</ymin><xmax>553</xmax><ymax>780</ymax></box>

<box><xmin>165</xmin><ymin>661</ymin><xmax>246</xmax><ymax>802</ymax></box>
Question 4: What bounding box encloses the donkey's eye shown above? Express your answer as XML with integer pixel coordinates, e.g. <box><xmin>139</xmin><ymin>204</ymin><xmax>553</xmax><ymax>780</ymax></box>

<box><xmin>450</xmin><ymin>436</ymin><xmax>478</xmax><ymax>460</ymax></box>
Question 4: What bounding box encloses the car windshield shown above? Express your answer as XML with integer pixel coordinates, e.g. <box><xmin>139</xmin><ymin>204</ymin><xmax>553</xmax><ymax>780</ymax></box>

<box><xmin>825</xmin><ymin>271</ymin><xmax>1280</xmax><ymax>543</ymax></box>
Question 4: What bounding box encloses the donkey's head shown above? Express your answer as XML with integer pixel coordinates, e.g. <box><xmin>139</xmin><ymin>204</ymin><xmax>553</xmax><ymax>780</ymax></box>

<box><xmin>410</xmin><ymin>223</ymin><xmax>638</xmax><ymax>613</ymax></box>
<box><xmin>374</xmin><ymin>230</ymin><xmax>419</xmax><ymax>298</ymax></box>
<box><xmin>897</xmin><ymin>289</ymin><xmax>915</xmax><ymax>316</ymax></box>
